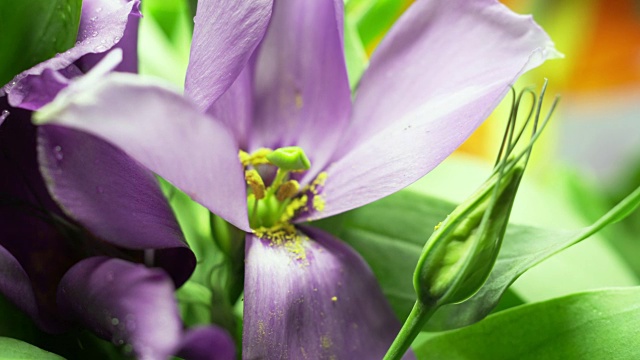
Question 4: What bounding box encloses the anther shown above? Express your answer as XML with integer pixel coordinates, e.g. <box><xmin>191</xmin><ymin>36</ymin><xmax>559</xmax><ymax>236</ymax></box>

<box><xmin>245</xmin><ymin>169</ymin><xmax>266</xmax><ymax>200</ymax></box>
<box><xmin>276</xmin><ymin>180</ymin><xmax>300</xmax><ymax>202</ymax></box>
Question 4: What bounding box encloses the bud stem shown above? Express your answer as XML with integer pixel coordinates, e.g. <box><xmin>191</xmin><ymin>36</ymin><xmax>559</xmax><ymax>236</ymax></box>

<box><xmin>383</xmin><ymin>300</ymin><xmax>437</xmax><ymax>360</ymax></box>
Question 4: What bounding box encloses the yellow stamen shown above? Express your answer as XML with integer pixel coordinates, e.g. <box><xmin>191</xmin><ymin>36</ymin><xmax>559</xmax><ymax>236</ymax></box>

<box><xmin>245</xmin><ymin>169</ymin><xmax>266</xmax><ymax>200</ymax></box>
<box><xmin>239</xmin><ymin>148</ymin><xmax>273</xmax><ymax>167</ymax></box>
<box><xmin>312</xmin><ymin>195</ymin><xmax>325</xmax><ymax>212</ymax></box>
<box><xmin>276</xmin><ymin>180</ymin><xmax>300</xmax><ymax>202</ymax></box>
<box><xmin>254</xmin><ymin>223</ymin><xmax>308</xmax><ymax>262</ymax></box>
<box><xmin>280</xmin><ymin>194</ymin><xmax>308</xmax><ymax>223</ymax></box>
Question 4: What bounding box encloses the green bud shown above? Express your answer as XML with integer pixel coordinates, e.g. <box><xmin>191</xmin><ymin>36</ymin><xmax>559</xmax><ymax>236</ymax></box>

<box><xmin>266</xmin><ymin>146</ymin><xmax>311</xmax><ymax>171</ymax></box>
<box><xmin>413</xmin><ymin>161</ymin><xmax>525</xmax><ymax>306</ymax></box>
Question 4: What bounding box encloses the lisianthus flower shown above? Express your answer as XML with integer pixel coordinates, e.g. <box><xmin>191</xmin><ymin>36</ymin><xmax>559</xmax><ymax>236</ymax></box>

<box><xmin>1</xmin><ymin>1</ymin><xmax>234</xmax><ymax>358</ymax></box>
<box><xmin>36</xmin><ymin>0</ymin><xmax>559</xmax><ymax>358</ymax></box>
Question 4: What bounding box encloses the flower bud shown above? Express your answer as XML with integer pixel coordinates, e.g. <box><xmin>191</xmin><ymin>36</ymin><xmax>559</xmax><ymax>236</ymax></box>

<box><xmin>414</xmin><ymin>160</ymin><xmax>525</xmax><ymax>307</ymax></box>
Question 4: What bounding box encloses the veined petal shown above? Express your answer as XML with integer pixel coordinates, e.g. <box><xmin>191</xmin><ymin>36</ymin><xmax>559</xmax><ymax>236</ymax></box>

<box><xmin>76</xmin><ymin>0</ymin><xmax>141</xmax><ymax>74</ymax></box>
<box><xmin>185</xmin><ymin>0</ymin><xmax>273</xmax><ymax>112</ymax></box>
<box><xmin>37</xmin><ymin>125</ymin><xmax>195</xmax><ymax>285</ymax></box>
<box><xmin>57</xmin><ymin>257</ymin><xmax>182</xmax><ymax>360</ymax></box>
<box><xmin>249</xmin><ymin>0</ymin><xmax>351</xmax><ymax>185</ymax></box>
<box><xmin>4</xmin><ymin>0</ymin><xmax>140</xmax><ymax>109</ymax></box>
<box><xmin>0</xmin><ymin>244</ymin><xmax>52</xmax><ymax>332</ymax></box>
<box><xmin>35</xmin><ymin>73</ymin><xmax>250</xmax><ymax>231</ymax></box>
<box><xmin>0</xmin><ymin>105</ymin><xmax>76</xmax><ymax>333</ymax></box>
<box><xmin>243</xmin><ymin>226</ymin><xmax>413</xmax><ymax>359</ymax></box>
<box><xmin>206</xmin><ymin>66</ymin><xmax>254</xmax><ymax>150</ymax></box>
<box><xmin>314</xmin><ymin>0</ymin><xmax>560</xmax><ymax>220</ymax></box>
<box><xmin>175</xmin><ymin>326</ymin><xmax>236</xmax><ymax>360</ymax></box>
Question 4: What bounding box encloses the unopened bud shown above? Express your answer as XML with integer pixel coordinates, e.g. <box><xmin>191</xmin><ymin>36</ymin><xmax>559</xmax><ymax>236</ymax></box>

<box><xmin>414</xmin><ymin>161</ymin><xmax>525</xmax><ymax>306</ymax></box>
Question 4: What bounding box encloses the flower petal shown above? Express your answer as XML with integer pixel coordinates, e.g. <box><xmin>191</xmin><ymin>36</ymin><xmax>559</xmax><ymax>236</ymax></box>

<box><xmin>205</xmin><ymin>66</ymin><xmax>254</xmax><ymax>150</ymax></box>
<box><xmin>76</xmin><ymin>0</ymin><xmax>141</xmax><ymax>74</ymax></box>
<box><xmin>312</xmin><ymin>0</ymin><xmax>560</xmax><ymax>220</ymax></box>
<box><xmin>35</xmin><ymin>73</ymin><xmax>250</xmax><ymax>231</ymax></box>
<box><xmin>0</xmin><ymin>104</ymin><xmax>76</xmax><ymax>333</ymax></box>
<box><xmin>185</xmin><ymin>0</ymin><xmax>273</xmax><ymax>112</ymax></box>
<box><xmin>4</xmin><ymin>0</ymin><xmax>140</xmax><ymax>109</ymax></box>
<box><xmin>57</xmin><ymin>257</ymin><xmax>183</xmax><ymax>360</ymax></box>
<box><xmin>243</xmin><ymin>226</ymin><xmax>413</xmax><ymax>359</ymax></box>
<box><xmin>249</xmin><ymin>0</ymin><xmax>351</xmax><ymax>184</ymax></box>
<box><xmin>175</xmin><ymin>326</ymin><xmax>236</xmax><ymax>360</ymax></box>
<box><xmin>37</xmin><ymin>124</ymin><xmax>195</xmax><ymax>285</ymax></box>
<box><xmin>0</xmin><ymin>244</ymin><xmax>49</xmax><ymax>331</ymax></box>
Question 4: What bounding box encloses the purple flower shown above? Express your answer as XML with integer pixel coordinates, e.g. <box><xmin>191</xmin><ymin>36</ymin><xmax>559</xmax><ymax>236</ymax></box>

<box><xmin>1</xmin><ymin>1</ymin><xmax>234</xmax><ymax>358</ymax></box>
<box><xmin>36</xmin><ymin>0</ymin><xmax>559</xmax><ymax>358</ymax></box>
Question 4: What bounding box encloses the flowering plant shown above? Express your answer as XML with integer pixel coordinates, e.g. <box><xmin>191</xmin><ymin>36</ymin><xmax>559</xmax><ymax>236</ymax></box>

<box><xmin>2</xmin><ymin>0</ymin><xmax>640</xmax><ymax>359</ymax></box>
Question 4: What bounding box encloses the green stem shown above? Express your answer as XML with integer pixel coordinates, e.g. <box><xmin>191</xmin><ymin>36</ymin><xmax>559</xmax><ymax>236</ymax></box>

<box><xmin>383</xmin><ymin>301</ymin><xmax>437</xmax><ymax>360</ymax></box>
<box><xmin>266</xmin><ymin>169</ymin><xmax>289</xmax><ymax>198</ymax></box>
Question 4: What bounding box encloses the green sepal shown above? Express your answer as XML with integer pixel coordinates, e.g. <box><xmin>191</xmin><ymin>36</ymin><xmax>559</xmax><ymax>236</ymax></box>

<box><xmin>414</xmin><ymin>162</ymin><xmax>525</xmax><ymax>306</ymax></box>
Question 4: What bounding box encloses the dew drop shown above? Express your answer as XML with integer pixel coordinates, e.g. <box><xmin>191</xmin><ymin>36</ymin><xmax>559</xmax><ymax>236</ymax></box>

<box><xmin>90</xmin><ymin>16</ymin><xmax>97</xmax><ymax>22</ymax></box>
<box><xmin>96</xmin><ymin>7</ymin><xmax>103</xmax><ymax>13</ymax></box>
<box><xmin>91</xmin><ymin>31</ymin><xmax>98</xmax><ymax>37</ymax></box>
<box><xmin>113</xmin><ymin>36</ymin><xmax>121</xmax><ymax>44</ymax></box>
<box><xmin>53</xmin><ymin>146</ymin><xmax>64</xmax><ymax>161</ymax></box>
<box><xmin>94</xmin><ymin>45</ymin><xmax>107</xmax><ymax>52</ymax></box>
<box><xmin>0</xmin><ymin>110</ymin><xmax>9</xmax><ymax>126</ymax></box>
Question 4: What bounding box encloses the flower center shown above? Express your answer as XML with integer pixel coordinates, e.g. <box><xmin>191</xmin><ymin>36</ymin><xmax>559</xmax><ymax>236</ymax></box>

<box><xmin>240</xmin><ymin>146</ymin><xmax>313</xmax><ymax>229</ymax></box>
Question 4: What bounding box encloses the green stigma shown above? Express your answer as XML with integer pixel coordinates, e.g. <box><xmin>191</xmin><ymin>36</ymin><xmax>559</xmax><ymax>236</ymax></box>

<box><xmin>265</xmin><ymin>146</ymin><xmax>311</xmax><ymax>171</ymax></box>
<box><xmin>241</xmin><ymin>146</ymin><xmax>321</xmax><ymax>230</ymax></box>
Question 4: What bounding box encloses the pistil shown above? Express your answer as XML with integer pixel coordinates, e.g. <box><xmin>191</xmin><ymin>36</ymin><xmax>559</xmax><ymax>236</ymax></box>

<box><xmin>241</xmin><ymin>146</ymin><xmax>312</xmax><ymax>229</ymax></box>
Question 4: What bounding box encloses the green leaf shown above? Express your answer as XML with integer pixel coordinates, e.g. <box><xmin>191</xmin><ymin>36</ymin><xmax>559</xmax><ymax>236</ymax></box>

<box><xmin>0</xmin><ymin>0</ymin><xmax>81</xmax><ymax>86</ymax></box>
<box><xmin>345</xmin><ymin>0</ymin><xmax>413</xmax><ymax>52</ymax></box>
<box><xmin>344</xmin><ymin>15</ymin><xmax>369</xmax><ymax>91</ymax></box>
<box><xmin>414</xmin><ymin>287</ymin><xmax>640</xmax><ymax>359</ymax></box>
<box><xmin>314</xmin><ymin>184</ymin><xmax>640</xmax><ymax>331</ymax></box>
<box><xmin>0</xmin><ymin>337</ymin><xmax>64</xmax><ymax>359</ymax></box>
<box><xmin>139</xmin><ymin>0</ymin><xmax>192</xmax><ymax>86</ymax></box>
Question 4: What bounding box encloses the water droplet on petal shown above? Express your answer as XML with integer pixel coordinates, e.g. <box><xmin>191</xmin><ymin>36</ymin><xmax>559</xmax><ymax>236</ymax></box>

<box><xmin>94</xmin><ymin>45</ymin><xmax>107</xmax><ymax>52</ymax></box>
<box><xmin>96</xmin><ymin>7</ymin><xmax>103</xmax><ymax>13</ymax></box>
<box><xmin>90</xmin><ymin>16</ymin><xmax>97</xmax><ymax>22</ymax></box>
<box><xmin>0</xmin><ymin>110</ymin><xmax>10</xmax><ymax>125</ymax></box>
<box><xmin>113</xmin><ymin>36</ymin><xmax>121</xmax><ymax>44</ymax></box>
<box><xmin>53</xmin><ymin>146</ymin><xmax>64</xmax><ymax>161</ymax></box>
<box><xmin>91</xmin><ymin>31</ymin><xmax>98</xmax><ymax>37</ymax></box>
